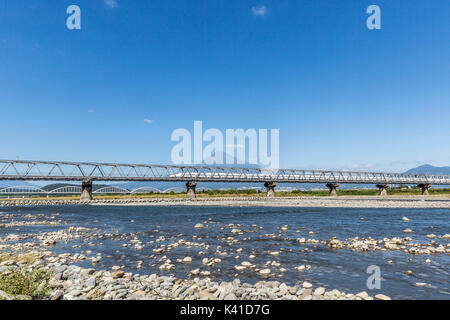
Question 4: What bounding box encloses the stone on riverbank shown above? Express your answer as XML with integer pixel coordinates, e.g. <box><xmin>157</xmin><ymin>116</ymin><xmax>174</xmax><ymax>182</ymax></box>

<box><xmin>375</xmin><ymin>294</ymin><xmax>391</xmax><ymax>300</ymax></box>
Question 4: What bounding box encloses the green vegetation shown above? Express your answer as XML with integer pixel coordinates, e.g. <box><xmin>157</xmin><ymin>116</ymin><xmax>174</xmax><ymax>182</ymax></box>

<box><xmin>0</xmin><ymin>267</ymin><xmax>51</xmax><ymax>299</ymax></box>
<box><xmin>0</xmin><ymin>252</ymin><xmax>52</xmax><ymax>299</ymax></box>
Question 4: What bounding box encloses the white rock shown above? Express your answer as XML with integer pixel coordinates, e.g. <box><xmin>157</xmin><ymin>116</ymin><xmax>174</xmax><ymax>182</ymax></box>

<box><xmin>259</xmin><ymin>269</ymin><xmax>271</xmax><ymax>276</ymax></box>
<box><xmin>356</xmin><ymin>291</ymin><xmax>369</xmax><ymax>299</ymax></box>
<box><xmin>415</xmin><ymin>282</ymin><xmax>426</xmax><ymax>287</ymax></box>
<box><xmin>296</xmin><ymin>265</ymin><xmax>305</xmax><ymax>272</ymax></box>
<box><xmin>189</xmin><ymin>268</ymin><xmax>200</xmax><ymax>276</ymax></box>
<box><xmin>314</xmin><ymin>287</ymin><xmax>326</xmax><ymax>296</ymax></box>
<box><xmin>182</xmin><ymin>257</ymin><xmax>192</xmax><ymax>263</ymax></box>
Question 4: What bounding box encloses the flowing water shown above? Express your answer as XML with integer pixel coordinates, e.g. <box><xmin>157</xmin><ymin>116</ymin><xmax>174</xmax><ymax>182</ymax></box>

<box><xmin>0</xmin><ymin>205</ymin><xmax>449</xmax><ymax>299</ymax></box>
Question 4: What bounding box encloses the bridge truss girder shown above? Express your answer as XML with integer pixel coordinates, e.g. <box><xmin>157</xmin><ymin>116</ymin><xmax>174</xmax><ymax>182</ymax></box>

<box><xmin>0</xmin><ymin>159</ymin><xmax>449</xmax><ymax>185</ymax></box>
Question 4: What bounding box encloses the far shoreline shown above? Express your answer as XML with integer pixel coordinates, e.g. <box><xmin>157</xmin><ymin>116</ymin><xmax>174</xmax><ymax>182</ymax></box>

<box><xmin>1</xmin><ymin>195</ymin><xmax>450</xmax><ymax>209</ymax></box>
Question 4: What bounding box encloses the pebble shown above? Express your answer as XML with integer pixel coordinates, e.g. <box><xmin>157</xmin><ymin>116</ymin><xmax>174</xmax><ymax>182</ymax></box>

<box><xmin>314</xmin><ymin>287</ymin><xmax>326</xmax><ymax>296</ymax></box>
<box><xmin>415</xmin><ymin>282</ymin><xmax>427</xmax><ymax>287</ymax></box>
<box><xmin>112</xmin><ymin>270</ymin><xmax>125</xmax><ymax>279</ymax></box>
<box><xmin>259</xmin><ymin>269</ymin><xmax>271</xmax><ymax>277</ymax></box>
<box><xmin>356</xmin><ymin>291</ymin><xmax>369</xmax><ymax>299</ymax></box>
<box><xmin>182</xmin><ymin>257</ymin><xmax>192</xmax><ymax>263</ymax></box>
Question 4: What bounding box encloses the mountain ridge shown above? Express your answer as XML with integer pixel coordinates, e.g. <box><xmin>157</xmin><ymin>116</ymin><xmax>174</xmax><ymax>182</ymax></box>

<box><xmin>403</xmin><ymin>164</ymin><xmax>450</xmax><ymax>175</ymax></box>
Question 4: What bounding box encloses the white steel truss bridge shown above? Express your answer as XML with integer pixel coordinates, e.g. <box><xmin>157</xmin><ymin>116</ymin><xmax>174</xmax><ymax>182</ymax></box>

<box><xmin>0</xmin><ymin>159</ymin><xmax>449</xmax><ymax>199</ymax></box>
<box><xmin>1</xmin><ymin>159</ymin><xmax>449</xmax><ymax>184</ymax></box>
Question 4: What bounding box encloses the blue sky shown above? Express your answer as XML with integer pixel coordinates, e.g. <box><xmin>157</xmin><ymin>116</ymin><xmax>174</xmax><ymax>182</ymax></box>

<box><xmin>0</xmin><ymin>0</ymin><xmax>449</xmax><ymax>172</ymax></box>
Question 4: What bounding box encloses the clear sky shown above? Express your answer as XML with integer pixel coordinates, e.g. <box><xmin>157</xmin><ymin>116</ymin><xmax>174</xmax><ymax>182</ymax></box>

<box><xmin>0</xmin><ymin>0</ymin><xmax>449</xmax><ymax>172</ymax></box>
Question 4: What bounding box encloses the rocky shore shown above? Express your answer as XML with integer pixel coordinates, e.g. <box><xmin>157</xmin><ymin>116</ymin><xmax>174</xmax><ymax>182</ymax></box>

<box><xmin>1</xmin><ymin>195</ymin><xmax>450</xmax><ymax>208</ymax></box>
<box><xmin>0</xmin><ymin>254</ymin><xmax>391</xmax><ymax>300</ymax></box>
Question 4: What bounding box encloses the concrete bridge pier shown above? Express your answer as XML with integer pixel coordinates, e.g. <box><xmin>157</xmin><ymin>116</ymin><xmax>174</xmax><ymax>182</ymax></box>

<box><xmin>418</xmin><ymin>184</ymin><xmax>432</xmax><ymax>195</ymax></box>
<box><xmin>80</xmin><ymin>179</ymin><xmax>93</xmax><ymax>201</ymax></box>
<box><xmin>376</xmin><ymin>184</ymin><xmax>390</xmax><ymax>196</ymax></box>
<box><xmin>186</xmin><ymin>181</ymin><xmax>197</xmax><ymax>198</ymax></box>
<box><xmin>326</xmin><ymin>183</ymin><xmax>339</xmax><ymax>196</ymax></box>
<box><xmin>264</xmin><ymin>182</ymin><xmax>277</xmax><ymax>197</ymax></box>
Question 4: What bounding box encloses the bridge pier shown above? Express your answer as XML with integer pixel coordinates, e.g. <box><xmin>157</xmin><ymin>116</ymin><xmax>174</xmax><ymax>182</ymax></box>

<box><xmin>186</xmin><ymin>181</ymin><xmax>197</xmax><ymax>198</ymax></box>
<box><xmin>264</xmin><ymin>182</ymin><xmax>277</xmax><ymax>197</ymax></box>
<box><xmin>418</xmin><ymin>184</ymin><xmax>431</xmax><ymax>196</ymax></box>
<box><xmin>326</xmin><ymin>183</ymin><xmax>339</xmax><ymax>196</ymax></box>
<box><xmin>376</xmin><ymin>184</ymin><xmax>390</xmax><ymax>196</ymax></box>
<box><xmin>80</xmin><ymin>179</ymin><xmax>93</xmax><ymax>201</ymax></box>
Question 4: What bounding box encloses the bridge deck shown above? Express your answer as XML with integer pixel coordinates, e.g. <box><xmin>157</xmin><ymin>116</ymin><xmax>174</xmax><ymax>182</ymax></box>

<box><xmin>1</xmin><ymin>160</ymin><xmax>449</xmax><ymax>185</ymax></box>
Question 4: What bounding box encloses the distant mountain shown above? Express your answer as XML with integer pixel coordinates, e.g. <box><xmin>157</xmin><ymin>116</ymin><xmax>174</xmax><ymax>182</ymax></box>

<box><xmin>404</xmin><ymin>164</ymin><xmax>450</xmax><ymax>175</ymax></box>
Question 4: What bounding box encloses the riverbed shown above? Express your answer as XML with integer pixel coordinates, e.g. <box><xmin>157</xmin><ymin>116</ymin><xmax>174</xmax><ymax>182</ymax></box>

<box><xmin>0</xmin><ymin>205</ymin><xmax>449</xmax><ymax>299</ymax></box>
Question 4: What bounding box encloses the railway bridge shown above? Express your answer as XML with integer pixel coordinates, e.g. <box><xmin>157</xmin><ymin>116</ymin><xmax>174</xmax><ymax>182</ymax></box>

<box><xmin>1</xmin><ymin>159</ymin><xmax>449</xmax><ymax>200</ymax></box>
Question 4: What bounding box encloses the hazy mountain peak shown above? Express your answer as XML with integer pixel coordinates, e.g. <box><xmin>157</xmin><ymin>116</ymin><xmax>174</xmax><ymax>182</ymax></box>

<box><xmin>404</xmin><ymin>164</ymin><xmax>450</xmax><ymax>175</ymax></box>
